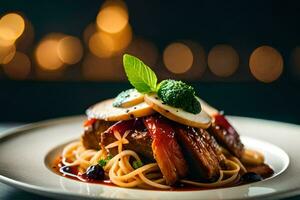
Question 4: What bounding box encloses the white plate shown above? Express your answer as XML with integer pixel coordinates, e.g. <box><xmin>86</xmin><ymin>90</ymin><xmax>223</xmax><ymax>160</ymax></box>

<box><xmin>0</xmin><ymin>115</ymin><xmax>299</xmax><ymax>200</ymax></box>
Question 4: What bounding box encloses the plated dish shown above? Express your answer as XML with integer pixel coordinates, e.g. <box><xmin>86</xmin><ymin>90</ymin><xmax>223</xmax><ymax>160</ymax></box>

<box><xmin>0</xmin><ymin>54</ymin><xmax>300</xmax><ymax>200</ymax></box>
<box><xmin>0</xmin><ymin>115</ymin><xmax>298</xmax><ymax>200</ymax></box>
<box><xmin>54</xmin><ymin>54</ymin><xmax>273</xmax><ymax>190</ymax></box>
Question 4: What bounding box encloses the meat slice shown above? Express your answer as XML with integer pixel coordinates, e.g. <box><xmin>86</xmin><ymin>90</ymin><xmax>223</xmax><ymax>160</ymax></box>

<box><xmin>81</xmin><ymin>119</ymin><xmax>114</xmax><ymax>149</ymax></box>
<box><xmin>176</xmin><ymin>127</ymin><xmax>221</xmax><ymax>181</ymax></box>
<box><xmin>199</xmin><ymin>129</ymin><xmax>226</xmax><ymax>166</ymax></box>
<box><xmin>101</xmin><ymin>119</ymin><xmax>153</xmax><ymax>160</ymax></box>
<box><xmin>209</xmin><ymin>114</ymin><xmax>244</xmax><ymax>158</ymax></box>
<box><xmin>144</xmin><ymin>116</ymin><xmax>188</xmax><ymax>185</ymax></box>
<box><xmin>81</xmin><ymin>118</ymin><xmax>154</xmax><ymax>160</ymax></box>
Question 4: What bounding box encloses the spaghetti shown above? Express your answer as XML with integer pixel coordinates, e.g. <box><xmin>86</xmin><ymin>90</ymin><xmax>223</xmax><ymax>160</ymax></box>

<box><xmin>61</xmin><ymin>129</ymin><xmax>251</xmax><ymax>189</ymax></box>
<box><xmin>56</xmin><ymin>56</ymin><xmax>274</xmax><ymax>190</ymax></box>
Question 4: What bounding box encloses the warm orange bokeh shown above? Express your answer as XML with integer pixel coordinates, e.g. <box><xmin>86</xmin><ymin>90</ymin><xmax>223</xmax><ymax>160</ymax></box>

<box><xmin>126</xmin><ymin>38</ymin><xmax>159</xmax><ymax>67</ymax></box>
<box><xmin>89</xmin><ymin>23</ymin><xmax>132</xmax><ymax>58</ymax></box>
<box><xmin>96</xmin><ymin>0</ymin><xmax>129</xmax><ymax>33</ymax></box>
<box><xmin>35</xmin><ymin>34</ymin><xmax>65</xmax><ymax>70</ymax></box>
<box><xmin>83</xmin><ymin>23</ymin><xmax>98</xmax><ymax>47</ymax></box>
<box><xmin>208</xmin><ymin>44</ymin><xmax>239</xmax><ymax>77</ymax></box>
<box><xmin>183</xmin><ymin>41</ymin><xmax>207</xmax><ymax>79</ymax></box>
<box><xmin>0</xmin><ymin>44</ymin><xmax>16</xmax><ymax>64</ymax></box>
<box><xmin>82</xmin><ymin>53</ymin><xmax>125</xmax><ymax>81</ymax></box>
<box><xmin>0</xmin><ymin>13</ymin><xmax>26</xmax><ymax>66</ymax></box>
<box><xmin>57</xmin><ymin>36</ymin><xmax>83</xmax><ymax>65</ymax></box>
<box><xmin>2</xmin><ymin>51</ymin><xmax>31</xmax><ymax>80</ymax></box>
<box><xmin>0</xmin><ymin>13</ymin><xmax>25</xmax><ymax>42</ymax></box>
<box><xmin>249</xmin><ymin>46</ymin><xmax>283</xmax><ymax>83</ymax></box>
<box><xmin>163</xmin><ymin>42</ymin><xmax>194</xmax><ymax>74</ymax></box>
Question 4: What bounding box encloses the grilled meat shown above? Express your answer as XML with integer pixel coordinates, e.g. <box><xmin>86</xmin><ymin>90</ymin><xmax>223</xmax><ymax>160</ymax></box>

<box><xmin>81</xmin><ymin>119</ymin><xmax>114</xmax><ymax>149</ymax></box>
<box><xmin>81</xmin><ymin>114</ymin><xmax>247</xmax><ymax>185</ymax></box>
<box><xmin>176</xmin><ymin>127</ymin><xmax>221</xmax><ymax>181</ymax></box>
<box><xmin>144</xmin><ymin>115</ymin><xmax>188</xmax><ymax>185</ymax></box>
<box><xmin>82</xmin><ymin>119</ymin><xmax>153</xmax><ymax>160</ymax></box>
<box><xmin>102</xmin><ymin>119</ymin><xmax>153</xmax><ymax>159</ymax></box>
<box><xmin>200</xmin><ymin>129</ymin><xmax>226</xmax><ymax>166</ymax></box>
<box><xmin>209</xmin><ymin>114</ymin><xmax>244</xmax><ymax>158</ymax></box>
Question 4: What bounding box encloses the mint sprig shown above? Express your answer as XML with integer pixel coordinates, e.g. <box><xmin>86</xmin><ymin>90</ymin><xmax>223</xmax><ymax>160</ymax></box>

<box><xmin>123</xmin><ymin>54</ymin><xmax>157</xmax><ymax>93</ymax></box>
<box><xmin>122</xmin><ymin>54</ymin><xmax>201</xmax><ymax>114</ymax></box>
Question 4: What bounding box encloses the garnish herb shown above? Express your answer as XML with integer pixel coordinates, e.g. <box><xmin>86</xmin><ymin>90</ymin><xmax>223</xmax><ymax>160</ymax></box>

<box><xmin>132</xmin><ymin>160</ymin><xmax>143</xmax><ymax>169</ymax></box>
<box><xmin>122</xmin><ymin>54</ymin><xmax>201</xmax><ymax>114</ymax></box>
<box><xmin>123</xmin><ymin>54</ymin><xmax>158</xmax><ymax>93</ymax></box>
<box><xmin>98</xmin><ymin>155</ymin><xmax>113</xmax><ymax>167</ymax></box>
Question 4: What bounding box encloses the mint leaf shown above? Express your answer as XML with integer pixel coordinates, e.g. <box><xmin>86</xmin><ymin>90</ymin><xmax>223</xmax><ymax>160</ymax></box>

<box><xmin>123</xmin><ymin>54</ymin><xmax>157</xmax><ymax>93</ymax></box>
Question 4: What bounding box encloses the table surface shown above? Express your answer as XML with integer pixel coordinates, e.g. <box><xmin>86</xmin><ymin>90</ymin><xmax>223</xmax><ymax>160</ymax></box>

<box><xmin>0</xmin><ymin>124</ymin><xmax>299</xmax><ymax>200</ymax></box>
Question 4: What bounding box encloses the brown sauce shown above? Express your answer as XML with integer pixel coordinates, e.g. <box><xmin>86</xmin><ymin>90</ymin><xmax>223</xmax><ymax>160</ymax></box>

<box><xmin>51</xmin><ymin>156</ymin><xmax>274</xmax><ymax>191</ymax></box>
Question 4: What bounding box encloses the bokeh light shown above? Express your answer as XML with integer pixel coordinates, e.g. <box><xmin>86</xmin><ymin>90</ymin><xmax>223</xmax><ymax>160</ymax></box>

<box><xmin>0</xmin><ymin>13</ymin><xmax>25</xmax><ymax>65</ymax></box>
<box><xmin>163</xmin><ymin>42</ymin><xmax>194</xmax><ymax>74</ymax></box>
<box><xmin>208</xmin><ymin>44</ymin><xmax>239</xmax><ymax>77</ymax></box>
<box><xmin>16</xmin><ymin>18</ymin><xmax>34</xmax><ymax>52</ymax></box>
<box><xmin>2</xmin><ymin>51</ymin><xmax>31</xmax><ymax>80</ymax></box>
<box><xmin>57</xmin><ymin>36</ymin><xmax>83</xmax><ymax>64</ymax></box>
<box><xmin>89</xmin><ymin>23</ymin><xmax>132</xmax><ymax>58</ymax></box>
<box><xmin>82</xmin><ymin>53</ymin><xmax>125</xmax><ymax>81</ymax></box>
<box><xmin>249</xmin><ymin>45</ymin><xmax>283</xmax><ymax>83</ymax></box>
<box><xmin>96</xmin><ymin>0</ymin><xmax>129</xmax><ymax>33</ymax></box>
<box><xmin>89</xmin><ymin>31</ymin><xmax>115</xmax><ymax>58</ymax></box>
<box><xmin>0</xmin><ymin>13</ymin><xmax>25</xmax><ymax>42</ymax></box>
<box><xmin>35</xmin><ymin>33</ymin><xmax>65</xmax><ymax>70</ymax></box>
<box><xmin>111</xmin><ymin>23</ymin><xmax>132</xmax><ymax>52</ymax></box>
<box><xmin>83</xmin><ymin>23</ymin><xmax>97</xmax><ymax>47</ymax></box>
<box><xmin>183</xmin><ymin>41</ymin><xmax>207</xmax><ymax>78</ymax></box>
<box><xmin>0</xmin><ymin>44</ymin><xmax>16</xmax><ymax>64</ymax></box>
<box><xmin>125</xmin><ymin>38</ymin><xmax>158</xmax><ymax>67</ymax></box>
<box><xmin>0</xmin><ymin>37</ymin><xmax>15</xmax><ymax>47</ymax></box>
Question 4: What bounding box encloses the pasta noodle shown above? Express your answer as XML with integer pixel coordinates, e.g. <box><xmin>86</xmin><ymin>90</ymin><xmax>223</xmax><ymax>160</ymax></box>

<box><xmin>61</xmin><ymin>130</ymin><xmax>258</xmax><ymax>189</ymax></box>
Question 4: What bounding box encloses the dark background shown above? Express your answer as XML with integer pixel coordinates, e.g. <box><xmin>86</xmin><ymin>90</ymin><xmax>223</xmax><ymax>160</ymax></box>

<box><xmin>0</xmin><ymin>0</ymin><xmax>299</xmax><ymax>124</ymax></box>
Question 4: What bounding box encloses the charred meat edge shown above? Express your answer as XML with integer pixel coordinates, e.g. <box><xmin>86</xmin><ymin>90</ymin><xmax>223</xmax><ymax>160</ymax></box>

<box><xmin>144</xmin><ymin>116</ymin><xmax>188</xmax><ymax>185</ymax></box>
<box><xmin>208</xmin><ymin>114</ymin><xmax>244</xmax><ymax>158</ymax></box>
<box><xmin>176</xmin><ymin>127</ymin><xmax>221</xmax><ymax>181</ymax></box>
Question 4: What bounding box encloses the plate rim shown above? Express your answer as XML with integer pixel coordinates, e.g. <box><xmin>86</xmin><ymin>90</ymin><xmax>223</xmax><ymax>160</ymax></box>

<box><xmin>0</xmin><ymin>115</ymin><xmax>300</xmax><ymax>200</ymax></box>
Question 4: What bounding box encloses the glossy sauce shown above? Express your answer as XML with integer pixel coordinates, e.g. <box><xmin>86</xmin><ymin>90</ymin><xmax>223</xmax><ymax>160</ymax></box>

<box><xmin>51</xmin><ymin>156</ymin><xmax>273</xmax><ymax>191</ymax></box>
<box><xmin>52</xmin><ymin>156</ymin><xmax>115</xmax><ymax>185</ymax></box>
